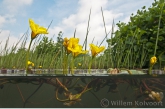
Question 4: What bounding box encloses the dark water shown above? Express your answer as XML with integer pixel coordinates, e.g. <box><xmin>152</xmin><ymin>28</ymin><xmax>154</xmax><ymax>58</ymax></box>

<box><xmin>0</xmin><ymin>77</ymin><xmax>164</xmax><ymax>108</ymax></box>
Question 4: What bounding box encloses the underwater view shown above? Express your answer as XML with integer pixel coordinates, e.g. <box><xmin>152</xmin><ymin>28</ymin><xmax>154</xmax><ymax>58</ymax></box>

<box><xmin>0</xmin><ymin>0</ymin><xmax>165</xmax><ymax>108</ymax></box>
<box><xmin>0</xmin><ymin>77</ymin><xmax>164</xmax><ymax>108</ymax></box>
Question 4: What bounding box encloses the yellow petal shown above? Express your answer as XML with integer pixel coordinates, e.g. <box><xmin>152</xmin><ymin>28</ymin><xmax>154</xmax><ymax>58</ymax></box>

<box><xmin>29</xmin><ymin>19</ymin><xmax>48</xmax><ymax>39</ymax></box>
<box><xmin>89</xmin><ymin>44</ymin><xmax>105</xmax><ymax>57</ymax></box>
<box><xmin>63</xmin><ymin>37</ymin><xmax>69</xmax><ymax>47</ymax></box>
<box><xmin>150</xmin><ymin>56</ymin><xmax>157</xmax><ymax>65</ymax></box>
<box><xmin>27</xmin><ymin>61</ymin><xmax>32</xmax><ymax>65</ymax></box>
<box><xmin>29</xmin><ymin>19</ymin><xmax>38</xmax><ymax>34</ymax></box>
<box><xmin>38</xmin><ymin>27</ymin><xmax>48</xmax><ymax>34</ymax></box>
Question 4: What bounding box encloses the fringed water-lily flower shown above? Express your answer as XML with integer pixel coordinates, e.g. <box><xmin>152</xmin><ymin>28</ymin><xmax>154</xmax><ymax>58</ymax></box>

<box><xmin>67</xmin><ymin>38</ymin><xmax>84</xmax><ymax>55</ymax></box>
<box><xmin>88</xmin><ymin>44</ymin><xmax>105</xmax><ymax>74</ymax></box>
<box><xmin>67</xmin><ymin>38</ymin><xmax>79</xmax><ymax>50</ymax></box>
<box><xmin>27</xmin><ymin>61</ymin><xmax>34</xmax><ymax>67</ymax></box>
<box><xmin>89</xmin><ymin>44</ymin><xmax>105</xmax><ymax>57</ymax></box>
<box><xmin>63</xmin><ymin>37</ymin><xmax>87</xmax><ymax>74</ymax></box>
<box><xmin>150</xmin><ymin>56</ymin><xmax>157</xmax><ymax>65</ymax></box>
<box><xmin>149</xmin><ymin>56</ymin><xmax>157</xmax><ymax>75</ymax></box>
<box><xmin>63</xmin><ymin>37</ymin><xmax>79</xmax><ymax>54</ymax></box>
<box><xmin>63</xmin><ymin>37</ymin><xmax>69</xmax><ymax>48</ymax></box>
<box><xmin>68</xmin><ymin>44</ymin><xmax>88</xmax><ymax>57</ymax></box>
<box><xmin>69</xmin><ymin>37</ymin><xmax>79</xmax><ymax>46</ymax></box>
<box><xmin>26</xmin><ymin>19</ymin><xmax>48</xmax><ymax>75</ymax></box>
<box><xmin>27</xmin><ymin>61</ymin><xmax>32</xmax><ymax>65</ymax></box>
<box><xmin>29</xmin><ymin>19</ymin><xmax>48</xmax><ymax>39</ymax></box>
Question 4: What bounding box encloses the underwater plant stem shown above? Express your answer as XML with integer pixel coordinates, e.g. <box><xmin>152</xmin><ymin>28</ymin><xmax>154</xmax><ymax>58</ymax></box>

<box><xmin>56</xmin><ymin>78</ymin><xmax>69</xmax><ymax>92</ymax></box>
<box><xmin>25</xmin><ymin>39</ymin><xmax>33</xmax><ymax>75</ymax></box>
<box><xmin>55</xmin><ymin>88</ymin><xmax>70</xmax><ymax>102</ymax></box>
<box><xmin>68</xmin><ymin>78</ymin><xmax>80</xmax><ymax>89</ymax></box>
<box><xmin>149</xmin><ymin>86</ymin><xmax>165</xmax><ymax>92</ymax></box>
<box><xmin>56</xmin><ymin>81</ymin><xmax>92</xmax><ymax>102</ymax></box>
<box><xmin>16</xmin><ymin>84</ymin><xmax>25</xmax><ymax>102</ymax></box>
<box><xmin>0</xmin><ymin>81</ymin><xmax>10</xmax><ymax>86</ymax></box>
<box><xmin>141</xmin><ymin>80</ymin><xmax>151</xmax><ymax>92</ymax></box>
<box><xmin>23</xmin><ymin>82</ymin><xmax>43</xmax><ymax>108</ymax></box>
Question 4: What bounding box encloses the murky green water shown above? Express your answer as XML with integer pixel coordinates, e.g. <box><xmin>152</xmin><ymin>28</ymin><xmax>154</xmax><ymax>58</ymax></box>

<box><xmin>0</xmin><ymin>77</ymin><xmax>164</xmax><ymax>108</ymax></box>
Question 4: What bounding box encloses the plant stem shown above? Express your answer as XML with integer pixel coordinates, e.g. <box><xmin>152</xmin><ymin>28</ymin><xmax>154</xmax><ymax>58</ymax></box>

<box><xmin>71</xmin><ymin>57</ymin><xmax>75</xmax><ymax>75</ymax></box>
<box><xmin>63</xmin><ymin>53</ymin><xmax>69</xmax><ymax>75</ymax></box>
<box><xmin>88</xmin><ymin>57</ymin><xmax>94</xmax><ymax>74</ymax></box>
<box><xmin>154</xmin><ymin>1</ymin><xmax>164</xmax><ymax>56</ymax></box>
<box><xmin>149</xmin><ymin>1</ymin><xmax>164</xmax><ymax>75</ymax></box>
<box><xmin>26</xmin><ymin>39</ymin><xmax>33</xmax><ymax>75</ymax></box>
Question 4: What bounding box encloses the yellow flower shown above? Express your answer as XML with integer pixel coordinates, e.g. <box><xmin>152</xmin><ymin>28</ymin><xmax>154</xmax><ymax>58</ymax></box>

<box><xmin>89</xmin><ymin>44</ymin><xmax>105</xmax><ymax>57</ymax></box>
<box><xmin>29</xmin><ymin>19</ymin><xmax>48</xmax><ymax>39</ymax></box>
<box><xmin>150</xmin><ymin>56</ymin><xmax>157</xmax><ymax>65</ymax></box>
<box><xmin>39</xmin><ymin>66</ymin><xmax>42</xmax><ymax>68</ymax></box>
<box><xmin>27</xmin><ymin>61</ymin><xmax>32</xmax><ymax>65</ymax></box>
<box><xmin>63</xmin><ymin>37</ymin><xmax>79</xmax><ymax>54</ymax></box>
<box><xmin>66</xmin><ymin>37</ymin><xmax>79</xmax><ymax>54</ymax></box>
<box><xmin>78</xmin><ymin>63</ymin><xmax>81</xmax><ymax>66</ymax></box>
<box><xmin>68</xmin><ymin>44</ymin><xmax>88</xmax><ymax>57</ymax></box>
<box><xmin>31</xmin><ymin>63</ymin><xmax>35</xmax><ymax>67</ymax></box>
<box><xmin>67</xmin><ymin>38</ymin><xmax>79</xmax><ymax>50</ymax></box>
<box><xmin>63</xmin><ymin>37</ymin><xmax>69</xmax><ymax>48</ymax></box>
<box><xmin>27</xmin><ymin>61</ymin><xmax>34</xmax><ymax>67</ymax></box>
<box><xmin>69</xmin><ymin>37</ymin><xmax>79</xmax><ymax>45</ymax></box>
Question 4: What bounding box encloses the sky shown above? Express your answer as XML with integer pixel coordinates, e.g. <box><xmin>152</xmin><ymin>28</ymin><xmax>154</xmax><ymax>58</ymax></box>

<box><xmin>0</xmin><ymin>0</ymin><xmax>154</xmax><ymax>50</ymax></box>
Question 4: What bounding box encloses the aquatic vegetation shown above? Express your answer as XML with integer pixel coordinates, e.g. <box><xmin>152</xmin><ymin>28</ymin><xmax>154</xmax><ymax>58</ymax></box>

<box><xmin>89</xmin><ymin>44</ymin><xmax>105</xmax><ymax>57</ymax></box>
<box><xmin>29</xmin><ymin>19</ymin><xmax>48</xmax><ymax>39</ymax></box>
<box><xmin>38</xmin><ymin>66</ymin><xmax>42</xmax><ymax>69</ymax></box>
<box><xmin>148</xmin><ymin>91</ymin><xmax>164</xmax><ymax>102</ymax></box>
<box><xmin>88</xmin><ymin>44</ymin><xmax>105</xmax><ymax>74</ymax></box>
<box><xmin>0</xmin><ymin>1</ymin><xmax>165</xmax><ymax>107</ymax></box>
<box><xmin>63</xmin><ymin>37</ymin><xmax>88</xmax><ymax>74</ymax></box>
<box><xmin>78</xmin><ymin>63</ymin><xmax>81</xmax><ymax>66</ymax></box>
<box><xmin>0</xmin><ymin>0</ymin><xmax>165</xmax><ymax>75</ymax></box>
<box><xmin>26</xmin><ymin>19</ymin><xmax>48</xmax><ymax>75</ymax></box>
<box><xmin>150</xmin><ymin>56</ymin><xmax>157</xmax><ymax>65</ymax></box>
<box><xmin>27</xmin><ymin>61</ymin><xmax>34</xmax><ymax>67</ymax></box>
<box><xmin>0</xmin><ymin>77</ymin><xmax>164</xmax><ymax>107</ymax></box>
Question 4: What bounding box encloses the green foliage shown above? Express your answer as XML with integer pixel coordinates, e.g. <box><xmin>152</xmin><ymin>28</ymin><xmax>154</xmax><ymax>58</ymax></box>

<box><xmin>34</xmin><ymin>31</ymin><xmax>63</xmax><ymax>56</ymax></box>
<box><xmin>35</xmin><ymin>37</ymin><xmax>56</xmax><ymax>57</ymax></box>
<box><xmin>106</xmin><ymin>0</ymin><xmax>165</xmax><ymax>69</ymax></box>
